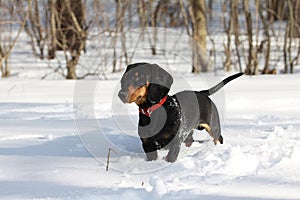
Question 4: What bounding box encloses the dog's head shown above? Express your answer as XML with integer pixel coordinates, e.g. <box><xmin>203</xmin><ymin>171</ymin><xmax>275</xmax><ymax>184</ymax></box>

<box><xmin>118</xmin><ymin>63</ymin><xmax>173</xmax><ymax>105</ymax></box>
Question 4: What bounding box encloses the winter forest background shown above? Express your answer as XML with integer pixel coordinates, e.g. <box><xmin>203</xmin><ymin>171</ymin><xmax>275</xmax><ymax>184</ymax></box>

<box><xmin>1</xmin><ymin>0</ymin><xmax>299</xmax><ymax>80</ymax></box>
<box><xmin>1</xmin><ymin>1</ymin><xmax>300</xmax><ymax>199</ymax></box>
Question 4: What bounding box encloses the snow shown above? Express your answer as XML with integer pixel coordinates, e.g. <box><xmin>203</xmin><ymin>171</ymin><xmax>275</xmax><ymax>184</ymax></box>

<box><xmin>1</xmin><ymin>10</ymin><xmax>300</xmax><ymax>199</ymax></box>
<box><xmin>1</xmin><ymin>73</ymin><xmax>300</xmax><ymax>200</ymax></box>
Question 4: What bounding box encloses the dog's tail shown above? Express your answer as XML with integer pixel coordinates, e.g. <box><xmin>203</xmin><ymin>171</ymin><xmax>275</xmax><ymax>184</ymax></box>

<box><xmin>200</xmin><ymin>72</ymin><xmax>244</xmax><ymax>96</ymax></box>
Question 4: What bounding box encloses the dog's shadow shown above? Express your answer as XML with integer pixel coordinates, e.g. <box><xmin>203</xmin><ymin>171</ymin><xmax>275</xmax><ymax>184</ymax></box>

<box><xmin>0</xmin><ymin>133</ymin><xmax>90</xmax><ymax>157</ymax></box>
<box><xmin>0</xmin><ymin>117</ymin><xmax>144</xmax><ymax>159</ymax></box>
<box><xmin>79</xmin><ymin>128</ymin><xmax>145</xmax><ymax>159</ymax></box>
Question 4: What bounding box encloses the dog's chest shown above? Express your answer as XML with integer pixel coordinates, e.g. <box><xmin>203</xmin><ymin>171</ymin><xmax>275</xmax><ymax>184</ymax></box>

<box><xmin>138</xmin><ymin>97</ymin><xmax>181</xmax><ymax>137</ymax></box>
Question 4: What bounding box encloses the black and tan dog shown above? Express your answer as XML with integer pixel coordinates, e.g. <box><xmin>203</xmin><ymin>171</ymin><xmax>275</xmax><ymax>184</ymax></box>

<box><xmin>118</xmin><ymin>63</ymin><xmax>243</xmax><ymax>162</ymax></box>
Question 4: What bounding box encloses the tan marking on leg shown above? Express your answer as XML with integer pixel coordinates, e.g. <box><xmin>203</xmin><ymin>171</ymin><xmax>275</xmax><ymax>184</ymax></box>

<box><xmin>200</xmin><ymin>123</ymin><xmax>219</xmax><ymax>145</ymax></box>
<box><xmin>213</xmin><ymin>139</ymin><xmax>219</xmax><ymax>145</ymax></box>
<box><xmin>161</xmin><ymin>133</ymin><xmax>171</xmax><ymax>139</ymax></box>
<box><xmin>200</xmin><ymin>123</ymin><xmax>211</xmax><ymax>133</ymax></box>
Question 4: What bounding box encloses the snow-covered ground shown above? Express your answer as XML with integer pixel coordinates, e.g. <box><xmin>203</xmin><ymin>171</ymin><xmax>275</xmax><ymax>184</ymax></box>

<box><xmin>1</xmin><ymin>73</ymin><xmax>300</xmax><ymax>200</ymax></box>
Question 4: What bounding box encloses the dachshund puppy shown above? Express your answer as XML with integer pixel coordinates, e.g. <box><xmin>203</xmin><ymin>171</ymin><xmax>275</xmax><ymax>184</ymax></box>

<box><xmin>118</xmin><ymin>63</ymin><xmax>243</xmax><ymax>162</ymax></box>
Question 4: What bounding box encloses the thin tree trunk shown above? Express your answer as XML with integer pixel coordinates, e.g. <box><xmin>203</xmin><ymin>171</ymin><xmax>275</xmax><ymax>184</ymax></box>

<box><xmin>179</xmin><ymin>0</ymin><xmax>191</xmax><ymax>36</ymax></box>
<box><xmin>48</xmin><ymin>0</ymin><xmax>57</xmax><ymax>59</ymax></box>
<box><xmin>291</xmin><ymin>0</ymin><xmax>300</xmax><ymax>37</ymax></box>
<box><xmin>287</xmin><ymin>0</ymin><xmax>295</xmax><ymax>73</ymax></box>
<box><xmin>267</xmin><ymin>0</ymin><xmax>286</xmax><ymax>21</ymax></box>
<box><xmin>230</xmin><ymin>0</ymin><xmax>242</xmax><ymax>72</ymax></box>
<box><xmin>4</xmin><ymin>57</ymin><xmax>9</xmax><ymax>77</ymax></box>
<box><xmin>33</xmin><ymin>0</ymin><xmax>45</xmax><ymax>59</ymax></box>
<box><xmin>0</xmin><ymin>46</ymin><xmax>4</xmax><ymax>77</ymax></box>
<box><xmin>208</xmin><ymin>0</ymin><xmax>213</xmax><ymax>19</ymax></box>
<box><xmin>113</xmin><ymin>0</ymin><xmax>125</xmax><ymax>72</ymax></box>
<box><xmin>283</xmin><ymin>20</ymin><xmax>289</xmax><ymax>74</ymax></box>
<box><xmin>259</xmin><ymin>5</ymin><xmax>271</xmax><ymax>74</ymax></box>
<box><xmin>223</xmin><ymin>0</ymin><xmax>231</xmax><ymax>71</ymax></box>
<box><xmin>244</xmin><ymin>0</ymin><xmax>256</xmax><ymax>75</ymax></box>
<box><xmin>149</xmin><ymin>0</ymin><xmax>157</xmax><ymax>55</ymax></box>
<box><xmin>66</xmin><ymin>58</ymin><xmax>78</xmax><ymax>79</ymax></box>
<box><xmin>120</xmin><ymin>0</ymin><xmax>129</xmax><ymax>66</ymax></box>
<box><xmin>252</xmin><ymin>0</ymin><xmax>259</xmax><ymax>74</ymax></box>
<box><xmin>190</xmin><ymin>0</ymin><xmax>208</xmax><ymax>73</ymax></box>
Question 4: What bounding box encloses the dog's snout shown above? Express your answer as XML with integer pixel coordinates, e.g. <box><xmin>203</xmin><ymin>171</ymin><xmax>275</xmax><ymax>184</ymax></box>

<box><xmin>118</xmin><ymin>90</ymin><xmax>127</xmax><ymax>103</ymax></box>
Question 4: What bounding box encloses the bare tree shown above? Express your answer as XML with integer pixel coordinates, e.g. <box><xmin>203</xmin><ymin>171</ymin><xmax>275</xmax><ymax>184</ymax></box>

<box><xmin>283</xmin><ymin>0</ymin><xmax>300</xmax><ymax>74</ymax></box>
<box><xmin>179</xmin><ymin>0</ymin><xmax>191</xmax><ymax>36</ymax></box>
<box><xmin>154</xmin><ymin>0</ymin><xmax>182</xmax><ymax>27</ymax></box>
<box><xmin>48</xmin><ymin>0</ymin><xmax>88</xmax><ymax>79</ymax></box>
<box><xmin>267</xmin><ymin>0</ymin><xmax>287</xmax><ymax>21</ymax></box>
<box><xmin>0</xmin><ymin>0</ymin><xmax>29</xmax><ymax>78</ymax></box>
<box><xmin>17</xmin><ymin>0</ymin><xmax>49</xmax><ymax>60</ymax></box>
<box><xmin>112</xmin><ymin>0</ymin><xmax>129</xmax><ymax>73</ymax></box>
<box><xmin>290</xmin><ymin>0</ymin><xmax>300</xmax><ymax>38</ymax></box>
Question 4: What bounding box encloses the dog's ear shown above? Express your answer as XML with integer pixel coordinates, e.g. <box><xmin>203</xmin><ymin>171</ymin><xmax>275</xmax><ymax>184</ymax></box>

<box><xmin>147</xmin><ymin>64</ymin><xmax>173</xmax><ymax>103</ymax></box>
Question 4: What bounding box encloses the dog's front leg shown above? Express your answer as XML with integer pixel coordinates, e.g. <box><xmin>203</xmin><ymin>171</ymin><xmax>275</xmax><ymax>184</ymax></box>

<box><xmin>141</xmin><ymin>138</ymin><xmax>158</xmax><ymax>161</ymax></box>
<box><xmin>145</xmin><ymin>151</ymin><xmax>158</xmax><ymax>161</ymax></box>
<box><xmin>165</xmin><ymin>136</ymin><xmax>181</xmax><ymax>162</ymax></box>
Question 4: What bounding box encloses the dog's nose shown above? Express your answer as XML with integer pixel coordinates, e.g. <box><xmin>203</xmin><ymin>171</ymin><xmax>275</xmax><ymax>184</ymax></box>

<box><xmin>118</xmin><ymin>90</ymin><xmax>127</xmax><ymax>103</ymax></box>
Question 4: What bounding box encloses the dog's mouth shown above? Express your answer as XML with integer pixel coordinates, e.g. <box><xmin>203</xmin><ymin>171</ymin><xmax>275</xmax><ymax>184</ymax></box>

<box><xmin>129</xmin><ymin>95</ymin><xmax>143</xmax><ymax>104</ymax></box>
<box><xmin>119</xmin><ymin>90</ymin><xmax>144</xmax><ymax>104</ymax></box>
<box><xmin>119</xmin><ymin>83</ymin><xmax>149</xmax><ymax>105</ymax></box>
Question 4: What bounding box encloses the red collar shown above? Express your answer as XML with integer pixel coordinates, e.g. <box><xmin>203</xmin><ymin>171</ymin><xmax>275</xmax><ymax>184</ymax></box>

<box><xmin>139</xmin><ymin>96</ymin><xmax>168</xmax><ymax>117</ymax></box>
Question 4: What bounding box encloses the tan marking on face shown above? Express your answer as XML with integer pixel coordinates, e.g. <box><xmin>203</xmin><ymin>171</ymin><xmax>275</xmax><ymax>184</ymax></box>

<box><xmin>128</xmin><ymin>81</ymin><xmax>149</xmax><ymax>105</ymax></box>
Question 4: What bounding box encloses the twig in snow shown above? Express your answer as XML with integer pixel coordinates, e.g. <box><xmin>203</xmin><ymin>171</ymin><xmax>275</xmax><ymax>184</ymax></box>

<box><xmin>106</xmin><ymin>148</ymin><xmax>117</xmax><ymax>171</ymax></box>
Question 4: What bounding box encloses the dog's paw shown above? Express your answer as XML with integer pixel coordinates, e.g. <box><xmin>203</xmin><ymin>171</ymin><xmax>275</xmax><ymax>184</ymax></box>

<box><xmin>213</xmin><ymin>135</ymin><xmax>224</xmax><ymax>145</ymax></box>
<box><xmin>146</xmin><ymin>151</ymin><xmax>158</xmax><ymax>161</ymax></box>
<box><xmin>185</xmin><ymin>142</ymin><xmax>193</xmax><ymax>147</ymax></box>
<box><xmin>165</xmin><ymin>156</ymin><xmax>177</xmax><ymax>163</ymax></box>
<box><xmin>218</xmin><ymin>135</ymin><xmax>223</xmax><ymax>144</ymax></box>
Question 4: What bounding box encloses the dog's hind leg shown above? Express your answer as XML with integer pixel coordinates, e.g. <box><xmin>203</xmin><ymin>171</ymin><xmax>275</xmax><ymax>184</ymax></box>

<box><xmin>199</xmin><ymin>123</ymin><xmax>223</xmax><ymax>145</ymax></box>
<box><xmin>198</xmin><ymin>101</ymin><xmax>224</xmax><ymax>145</ymax></box>
<box><xmin>211</xmin><ymin>124</ymin><xmax>223</xmax><ymax>144</ymax></box>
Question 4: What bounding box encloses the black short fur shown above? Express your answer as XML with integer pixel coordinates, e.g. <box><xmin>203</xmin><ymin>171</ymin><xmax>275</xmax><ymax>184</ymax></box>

<box><xmin>118</xmin><ymin>63</ymin><xmax>243</xmax><ymax>162</ymax></box>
